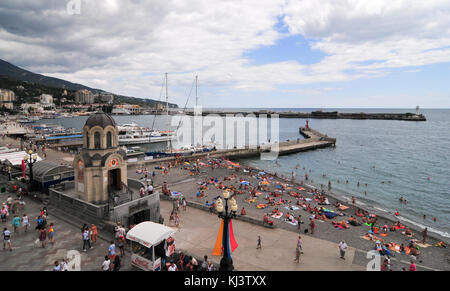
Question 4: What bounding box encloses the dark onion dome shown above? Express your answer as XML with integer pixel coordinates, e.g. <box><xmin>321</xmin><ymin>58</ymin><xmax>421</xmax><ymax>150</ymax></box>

<box><xmin>84</xmin><ymin>111</ymin><xmax>116</xmax><ymax>129</ymax></box>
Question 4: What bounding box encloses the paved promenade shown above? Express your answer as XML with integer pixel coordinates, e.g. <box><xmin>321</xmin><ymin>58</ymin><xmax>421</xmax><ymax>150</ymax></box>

<box><xmin>0</xmin><ymin>191</ymin><xmax>132</xmax><ymax>271</ymax></box>
<box><xmin>161</xmin><ymin>200</ymin><xmax>364</xmax><ymax>271</ymax></box>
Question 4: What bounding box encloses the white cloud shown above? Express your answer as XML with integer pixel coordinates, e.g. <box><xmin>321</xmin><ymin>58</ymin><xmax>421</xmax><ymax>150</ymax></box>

<box><xmin>0</xmin><ymin>0</ymin><xmax>449</xmax><ymax>107</ymax></box>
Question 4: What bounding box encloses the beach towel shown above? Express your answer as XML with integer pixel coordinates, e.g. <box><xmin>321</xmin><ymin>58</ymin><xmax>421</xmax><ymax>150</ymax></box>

<box><xmin>271</xmin><ymin>212</ymin><xmax>283</xmax><ymax>219</ymax></box>
<box><xmin>324</xmin><ymin>211</ymin><xmax>338</xmax><ymax>219</ymax></box>
<box><xmin>404</xmin><ymin>246</ymin><xmax>411</xmax><ymax>255</ymax></box>
<box><xmin>338</xmin><ymin>205</ymin><xmax>349</xmax><ymax>210</ymax></box>
<box><xmin>284</xmin><ymin>206</ymin><xmax>300</xmax><ymax>211</ymax></box>
<box><xmin>361</xmin><ymin>234</ymin><xmax>384</xmax><ymax>242</ymax></box>
<box><xmin>379</xmin><ymin>233</ymin><xmax>388</xmax><ymax>237</ymax></box>
<box><xmin>387</xmin><ymin>243</ymin><xmax>401</xmax><ymax>253</ymax></box>
<box><xmin>285</xmin><ymin>219</ymin><xmax>298</xmax><ymax>226</ymax></box>
<box><xmin>417</xmin><ymin>243</ymin><xmax>432</xmax><ymax>248</ymax></box>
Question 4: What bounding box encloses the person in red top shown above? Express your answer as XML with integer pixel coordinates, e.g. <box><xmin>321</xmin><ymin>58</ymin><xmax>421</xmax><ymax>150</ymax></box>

<box><xmin>310</xmin><ymin>218</ymin><xmax>315</xmax><ymax>234</ymax></box>
<box><xmin>409</xmin><ymin>260</ymin><xmax>416</xmax><ymax>271</ymax></box>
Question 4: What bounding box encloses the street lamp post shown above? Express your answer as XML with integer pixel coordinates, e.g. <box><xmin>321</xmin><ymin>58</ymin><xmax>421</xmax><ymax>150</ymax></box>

<box><xmin>215</xmin><ymin>190</ymin><xmax>238</xmax><ymax>271</ymax></box>
<box><xmin>23</xmin><ymin>150</ymin><xmax>38</xmax><ymax>190</ymax></box>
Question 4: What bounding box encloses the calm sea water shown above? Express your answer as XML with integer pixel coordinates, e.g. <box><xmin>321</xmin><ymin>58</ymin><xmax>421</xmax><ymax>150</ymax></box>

<box><xmin>36</xmin><ymin>109</ymin><xmax>450</xmax><ymax>238</ymax></box>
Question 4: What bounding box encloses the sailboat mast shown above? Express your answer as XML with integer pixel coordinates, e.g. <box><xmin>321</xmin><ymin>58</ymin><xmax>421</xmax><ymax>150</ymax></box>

<box><xmin>195</xmin><ymin>75</ymin><xmax>198</xmax><ymax>107</ymax></box>
<box><xmin>165</xmin><ymin>72</ymin><xmax>169</xmax><ymax>115</ymax></box>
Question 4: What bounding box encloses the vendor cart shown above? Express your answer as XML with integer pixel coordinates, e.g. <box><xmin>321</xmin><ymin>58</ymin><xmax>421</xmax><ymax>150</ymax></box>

<box><xmin>126</xmin><ymin>221</ymin><xmax>177</xmax><ymax>271</ymax></box>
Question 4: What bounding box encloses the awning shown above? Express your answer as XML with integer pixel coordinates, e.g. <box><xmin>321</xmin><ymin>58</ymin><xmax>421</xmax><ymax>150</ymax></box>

<box><xmin>0</xmin><ymin>151</ymin><xmax>42</xmax><ymax>166</ymax></box>
<box><xmin>126</xmin><ymin>221</ymin><xmax>177</xmax><ymax>248</ymax></box>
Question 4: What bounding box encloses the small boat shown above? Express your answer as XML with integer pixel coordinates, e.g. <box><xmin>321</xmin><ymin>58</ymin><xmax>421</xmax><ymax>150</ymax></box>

<box><xmin>118</xmin><ymin>122</ymin><xmax>175</xmax><ymax>145</ymax></box>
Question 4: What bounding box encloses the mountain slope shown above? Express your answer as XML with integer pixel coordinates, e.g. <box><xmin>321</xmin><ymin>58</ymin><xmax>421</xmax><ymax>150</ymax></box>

<box><xmin>0</xmin><ymin>59</ymin><xmax>177</xmax><ymax>107</ymax></box>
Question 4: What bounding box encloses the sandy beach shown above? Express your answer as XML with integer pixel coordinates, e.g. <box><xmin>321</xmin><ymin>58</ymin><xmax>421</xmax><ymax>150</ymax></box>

<box><xmin>128</xmin><ymin>156</ymin><xmax>449</xmax><ymax>271</ymax></box>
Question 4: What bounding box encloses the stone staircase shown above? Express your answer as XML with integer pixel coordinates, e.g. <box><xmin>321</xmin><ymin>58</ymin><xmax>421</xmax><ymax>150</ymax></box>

<box><xmin>108</xmin><ymin>182</ymin><xmax>133</xmax><ymax>206</ymax></box>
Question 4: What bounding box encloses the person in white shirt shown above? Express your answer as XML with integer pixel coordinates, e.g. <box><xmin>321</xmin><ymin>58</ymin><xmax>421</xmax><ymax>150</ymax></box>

<box><xmin>53</xmin><ymin>261</ymin><xmax>61</xmax><ymax>271</ymax></box>
<box><xmin>102</xmin><ymin>256</ymin><xmax>111</xmax><ymax>271</ymax></box>
<box><xmin>339</xmin><ymin>240</ymin><xmax>348</xmax><ymax>259</ymax></box>
<box><xmin>147</xmin><ymin>184</ymin><xmax>153</xmax><ymax>195</ymax></box>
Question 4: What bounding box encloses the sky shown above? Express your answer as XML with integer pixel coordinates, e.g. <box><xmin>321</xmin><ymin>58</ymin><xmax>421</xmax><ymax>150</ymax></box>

<box><xmin>0</xmin><ymin>0</ymin><xmax>449</xmax><ymax>108</ymax></box>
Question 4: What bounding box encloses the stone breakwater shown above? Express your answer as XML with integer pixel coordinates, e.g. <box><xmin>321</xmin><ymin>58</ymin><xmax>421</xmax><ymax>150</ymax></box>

<box><xmin>184</xmin><ymin>110</ymin><xmax>426</xmax><ymax>121</ymax></box>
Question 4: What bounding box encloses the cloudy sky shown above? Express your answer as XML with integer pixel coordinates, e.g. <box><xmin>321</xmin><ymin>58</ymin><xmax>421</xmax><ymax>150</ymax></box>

<box><xmin>1</xmin><ymin>0</ymin><xmax>449</xmax><ymax>108</ymax></box>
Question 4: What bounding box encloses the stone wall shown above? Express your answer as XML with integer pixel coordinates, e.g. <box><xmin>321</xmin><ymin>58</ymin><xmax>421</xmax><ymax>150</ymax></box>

<box><xmin>49</xmin><ymin>185</ymin><xmax>109</xmax><ymax>225</ymax></box>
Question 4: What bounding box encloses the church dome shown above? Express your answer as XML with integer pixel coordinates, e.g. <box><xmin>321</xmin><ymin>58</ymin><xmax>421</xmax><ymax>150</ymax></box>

<box><xmin>84</xmin><ymin>111</ymin><xmax>116</xmax><ymax>129</ymax></box>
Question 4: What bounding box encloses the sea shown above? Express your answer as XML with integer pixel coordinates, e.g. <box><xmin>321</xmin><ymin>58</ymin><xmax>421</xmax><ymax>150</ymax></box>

<box><xmin>35</xmin><ymin>108</ymin><xmax>450</xmax><ymax>239</ymax></box>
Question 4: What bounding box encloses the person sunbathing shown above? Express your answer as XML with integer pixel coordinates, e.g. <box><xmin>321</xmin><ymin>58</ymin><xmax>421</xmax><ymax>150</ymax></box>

<box><xmin>410</xmin><ymin>247</ymin><xmax>420</xmax><ymax>257</ymax></box>
<box><xmin>348</xmin><ymin>216</ymin><xmax>361</xmax><ymax>226</ymax></box>
<box><xmin>316</xmin><ymin>213</ymin><xmax>327</xmax><ymax>221</ymax></box>
<box><xmin>263</xmin><ymin>214</ymin><xmax>273</xmax><ymax>226</ymax></box>
<box><xmin>436</xmin><ymin>241</ymin><xmax>447</xmax><ymax>248</ymax></box>
<box><xmin>404</xmin><ymin>228</ymin><xmax>413</xmax><ymax>236</ymax></box>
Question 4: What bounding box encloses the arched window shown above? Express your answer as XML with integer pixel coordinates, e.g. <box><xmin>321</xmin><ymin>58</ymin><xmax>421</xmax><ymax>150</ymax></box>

<box><xmin>86</xmin><ymin>135</ymin><xmax>90</xmax><ymax>148</ymax></box>
<box><xmin>107</xmin><ymin>131</ymin><xmax>112</xmax><ymax>148</ymax></box>
<box><xmin>94</xmin><ymin>132</ymin><xmax>101</xmax><ymax>149</ymax></box>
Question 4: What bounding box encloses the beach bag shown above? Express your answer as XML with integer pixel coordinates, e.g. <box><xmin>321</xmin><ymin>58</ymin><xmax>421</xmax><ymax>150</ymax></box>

<box><xmin>304</xmin><ymin>229</ymin><xmax>309</xmax><ymax>234</ymax></box>
<box><xmin>34</xmin><ymin>238</ymin><xmax>40</xmax><ymax>246</ymax></box>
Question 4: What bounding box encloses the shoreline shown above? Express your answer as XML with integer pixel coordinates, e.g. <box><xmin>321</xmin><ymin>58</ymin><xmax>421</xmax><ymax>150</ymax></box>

<box><xmin>237</xmin><ymin>160</ymin><xmax>450</xmax><ymax>244</ymax></box>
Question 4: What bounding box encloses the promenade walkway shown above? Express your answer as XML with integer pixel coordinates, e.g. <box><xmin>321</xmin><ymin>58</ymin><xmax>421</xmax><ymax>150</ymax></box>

<box><xmin>161</xmin><ymin>200</ymin><xmax>364</xmax><ymax>271</ymax></box>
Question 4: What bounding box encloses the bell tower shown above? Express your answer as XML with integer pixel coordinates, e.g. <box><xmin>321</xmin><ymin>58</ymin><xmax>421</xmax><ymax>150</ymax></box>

<box><xmin>73</xmin><ymin>111</ymin><xmax>128</xmax><ymax>204</ymax></box>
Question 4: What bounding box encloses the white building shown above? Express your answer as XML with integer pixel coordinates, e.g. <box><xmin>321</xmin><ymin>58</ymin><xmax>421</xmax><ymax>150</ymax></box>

<box><xmin>40</xmin><ymin>94</ymin><xmax>54</xmax><ymax>107</ymax></box>
<box><xmin>0</xmin><ymin>89</ymin><xmax>15</xmax><ymax>110</ymax></box>
<box><xmin>75</xmin><ymin>89</ymin><xmax>95</xmax><ymax>104</ymax></box>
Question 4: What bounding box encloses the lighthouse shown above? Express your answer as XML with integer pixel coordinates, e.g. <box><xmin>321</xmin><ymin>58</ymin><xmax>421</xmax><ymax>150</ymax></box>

<box><xmin>416</xmin><ymin>105</ymin><xmax>420</xmax><ymax>116</ymax></box>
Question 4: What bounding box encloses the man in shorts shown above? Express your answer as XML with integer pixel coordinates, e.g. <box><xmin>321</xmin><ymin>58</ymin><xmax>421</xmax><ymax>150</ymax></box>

<box><xmin>3</xmin><ymin>227</ymin><xmax>12</xmax><ymax>251</ymax></box>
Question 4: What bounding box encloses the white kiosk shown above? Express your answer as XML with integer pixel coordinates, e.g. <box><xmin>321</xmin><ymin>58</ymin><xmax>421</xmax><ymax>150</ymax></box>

<box><xmin>126</xmin><ymin>221</ymin><xmax>177</xmax><ymax>271</ymax></box>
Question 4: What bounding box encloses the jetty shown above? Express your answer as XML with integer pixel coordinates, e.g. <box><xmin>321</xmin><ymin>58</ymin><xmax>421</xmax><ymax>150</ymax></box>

<box><xmin>129</xmin><ymin>127</ymin><xmax>335</xmax><ymax>166</ymax></box>
<box><xmin>184</xmin><ymin>109</ymin><xmax>426</xmax><ymax>121</ymax></box>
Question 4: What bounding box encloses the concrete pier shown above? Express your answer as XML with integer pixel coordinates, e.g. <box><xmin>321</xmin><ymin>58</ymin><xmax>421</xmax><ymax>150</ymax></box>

<box><xmin>127</xmin><ymin>127</ymin><xmax>336</xmax><ymax>166</ymax></box>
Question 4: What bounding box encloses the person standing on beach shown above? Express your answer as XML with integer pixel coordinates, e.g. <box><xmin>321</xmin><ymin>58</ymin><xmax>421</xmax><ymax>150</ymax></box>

<box><xmin>352</xmin><ymin>196</ymin><xmax>356</xmax><ymax>208</ymax></box>
<box><xmin>256</xmin><ymin>235</ymin><xmax>262</xmax><ymax>250</ymax></box>
<box><xmin>310</xmin><ymin>218</ymin><xmax>315</xmax><ymax>235</ymax></box>
<box><xmin>339</xmin><ymin>240</ymin><xmax>348</xmax><ymax>260</ymax></box>
<box><xmin>294</xmin><ymin>246</ymin><xmax>300</xmax><ymax>263</ymax></box>
<box><xmin>297</xmin><ymin>236</ymin><xmax>303</xmax><ymax>254</ymax></box>
<box><xmin>422</xmin><ymin>227</ymin><xmax>428</xmax><ymax>244</ymax></box>
<box><xmin>297</xmin><ymin>215</ymin><xmax>302</xmax><ymax>232</ymax></box>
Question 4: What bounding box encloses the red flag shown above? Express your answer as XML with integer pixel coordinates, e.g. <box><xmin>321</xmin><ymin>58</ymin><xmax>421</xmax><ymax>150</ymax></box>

<box><xmin>229</xmin><ymin>219</ymin><xmax>238</xmax><ymax>252</ymax></box>
<box><xmin>22</xmin><ymin>160</ymin><xmax>26</xmax><ymax>178</ymax></box>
